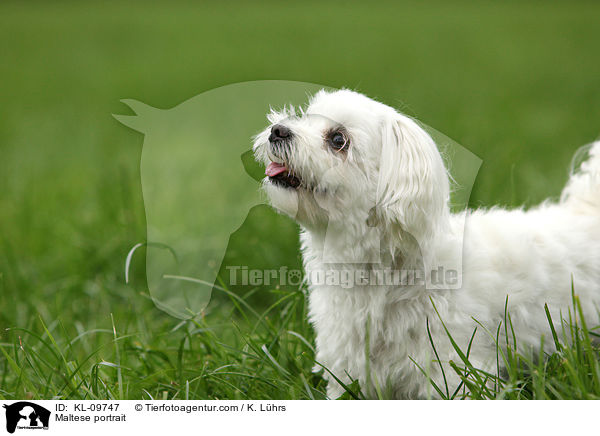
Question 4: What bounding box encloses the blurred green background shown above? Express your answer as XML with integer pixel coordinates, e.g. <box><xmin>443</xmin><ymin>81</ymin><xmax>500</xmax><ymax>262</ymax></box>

<box><xmin>1</xmin><ymin>0</ymin><xmax>599</xmax><ymax>399</ymax></box>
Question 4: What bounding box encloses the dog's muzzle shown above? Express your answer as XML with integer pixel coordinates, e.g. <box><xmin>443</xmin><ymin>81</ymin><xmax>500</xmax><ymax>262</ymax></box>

<box><xmin>266</xmin><ymin>124</ymin><xmax>302</xmax><ymax>189</ymax></box>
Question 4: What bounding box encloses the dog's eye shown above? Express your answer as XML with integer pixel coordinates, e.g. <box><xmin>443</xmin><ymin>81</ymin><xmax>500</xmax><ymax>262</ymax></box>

<box><xmin>329</xmin><ymin>132</ymin><xmax>348</xmax><ymax>151</ymax></box>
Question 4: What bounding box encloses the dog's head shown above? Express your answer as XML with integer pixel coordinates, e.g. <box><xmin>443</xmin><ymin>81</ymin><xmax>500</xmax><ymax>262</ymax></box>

<box><xmin>253</xmin><ymin>89</ymin><xmax>450</xmax><ymax>245</ymax></box>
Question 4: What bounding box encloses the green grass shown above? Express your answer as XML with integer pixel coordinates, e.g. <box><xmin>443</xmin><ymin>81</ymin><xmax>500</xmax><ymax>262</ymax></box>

<box><xmin>1</xmin><ymin>0</ymin><xmax>600</xmax><ymax>400</ymax></box>
<box><xmin>1</xmin><ymin>282</ymin><xmax>326</xmax><ymax>400</ymax></box>
<box><xmin>415</xmin><ymin>289</ymin><xmax>600</xmax><ymax>400</ymax></box>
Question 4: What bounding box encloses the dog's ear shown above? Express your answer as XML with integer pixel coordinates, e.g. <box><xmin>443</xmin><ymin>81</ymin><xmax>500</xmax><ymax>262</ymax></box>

<box><xmin>375</xmin><ymin>114</ymin><xmax>450</xmax><ymax>252</ymax></box>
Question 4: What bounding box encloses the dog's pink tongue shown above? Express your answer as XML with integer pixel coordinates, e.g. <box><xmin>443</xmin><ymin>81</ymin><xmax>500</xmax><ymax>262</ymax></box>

<box><xmin>266</xmin><ymin>162</ymin><xmax>287</xmax><ymax>177</ymax></box>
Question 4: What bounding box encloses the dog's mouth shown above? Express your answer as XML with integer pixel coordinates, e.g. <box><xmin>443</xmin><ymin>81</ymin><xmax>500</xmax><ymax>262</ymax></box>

<box><xmin>265</xmin><ymin>162</ymin><xmax>302</xmax><ymax>189</ymax></box>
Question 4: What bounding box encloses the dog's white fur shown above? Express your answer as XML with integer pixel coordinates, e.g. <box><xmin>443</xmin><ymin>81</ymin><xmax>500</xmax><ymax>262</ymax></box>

<box><xmin>253</xmin><ymin>89</ymin><xmax>600</xmax><ymax>399</ymax></box>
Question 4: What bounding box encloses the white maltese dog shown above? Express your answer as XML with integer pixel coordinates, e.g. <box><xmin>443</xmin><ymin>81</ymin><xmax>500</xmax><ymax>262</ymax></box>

<box><xmin>253</xmin><ymin>89</ymin><xmax>600</xmax><ymax>399</ymax></box>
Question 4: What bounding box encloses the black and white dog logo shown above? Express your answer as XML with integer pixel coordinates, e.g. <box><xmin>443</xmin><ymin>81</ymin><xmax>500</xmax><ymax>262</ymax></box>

<box><xmin>2</xmin><ymin>402</ymin><xmax>50</xmax><ymax>433</ymax></box>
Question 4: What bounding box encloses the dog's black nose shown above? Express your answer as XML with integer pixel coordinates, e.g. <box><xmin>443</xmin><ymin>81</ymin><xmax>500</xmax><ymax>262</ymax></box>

<box><xmin>269</xmin><ymin>124</ymin><xmax>292</xmax><ymax>142</ymax></box>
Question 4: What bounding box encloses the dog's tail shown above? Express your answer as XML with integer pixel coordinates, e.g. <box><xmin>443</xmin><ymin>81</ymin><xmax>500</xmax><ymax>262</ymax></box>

<box><xmin>561</xmin><ymin>141</ymin><xmax>600</xmax><ymax>214</ymax></box>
